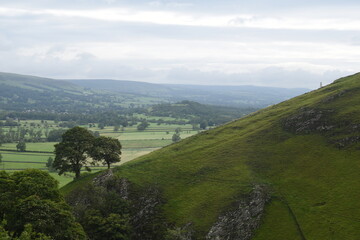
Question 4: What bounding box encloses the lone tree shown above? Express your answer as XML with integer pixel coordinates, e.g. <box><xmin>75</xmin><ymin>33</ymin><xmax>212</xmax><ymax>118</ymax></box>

<box><xmin>137</xmin><ymin>120</ymin><xmax>149</xmax><ymax>131</ymax></box>
<box><xmin>90</xmin><ymin>136</ymin><xmax>122</xmax><ymax>169</ymax></box>
<box><xmin>16</xmin><ymin>140</ymin><xmax>26</xmax><ymax>152</ymax></box>
<box><xmin>53</xmin><ymin>127</ymin><xmax>95</xmax><ymax>179</ymax></box>
<box><xmin>46</xmin><ymin>157</ymin><xmax>56</xmax><ymax>172</ymax></box>
<box><xmin>172</xmin><ymin>133</ymin><xmax>181</xmax><ymax>143</ymax></box>
<box><xmin>113</xmin><ymin>125</ymin><xmax>120</xmax><ymax>132</ymax></box>
<box><xmin>200</xmin><ymin>120</ymin><xmax>208</xmax><ymax>130</ymax></box>
<box><xmin>175</xmin><ymin>127</ymin><xmax>182</xmax><ymax>134</ymax></box>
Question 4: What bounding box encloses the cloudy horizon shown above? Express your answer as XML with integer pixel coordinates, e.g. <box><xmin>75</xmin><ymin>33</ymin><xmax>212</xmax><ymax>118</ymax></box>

<box><xmin>1</xmin><ymin>0</ymin><xmax>360</xmax><ymax>89</ymax></box>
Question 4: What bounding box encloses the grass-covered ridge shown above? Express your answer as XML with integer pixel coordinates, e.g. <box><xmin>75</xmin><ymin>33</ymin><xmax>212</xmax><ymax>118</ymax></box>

<box><xmin>63</xmin><ymin>73</ymin><xmax>360</xmax><ymax>239</ymax></box>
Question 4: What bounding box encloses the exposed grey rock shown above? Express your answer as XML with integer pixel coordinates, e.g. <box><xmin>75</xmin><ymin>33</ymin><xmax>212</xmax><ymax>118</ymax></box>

<box><xmin>334</xmin><ymin>136</ymin><xmax>360</xmax><ymax>149</ymax></box>
<box><xmin>92</xmin><ymin>170</ymin><xmax>131</xmax><ymax>200</ymax></box>
<box><xmin>282</xmin><ymin>108</ymin><xmax>360</xmax><ymax>148</ymax></box>
<box><xmin>347</xmin><ymin>124</ymin><xmax>360</xmax><ymax>133</ymax></box>
<box><xmin>131</xmin><ymin>185</ymin><xmax>166</xmax><ymax>240</ymax></box>
<box><xmin>321</xmin><ymin>90</ymin><xmax>348</xmax><ymax>103</ymax></box>
<box><xmin>92</xmin><ymin>169</ymin><xmax>114</xmax><ymax>186</ymax></box>
<box><xmin>115</xmin><ymin>178</ymin><xmax>130</xmax><ymax>200</ymax></box>
<box><xmin>282</xmin><ymin>108</ymin><xmax>334</xmax><ymax>134</ymax></box>
<box><xmin>206</xmin><ymin>185</ymin><xmax>270</xmax><ymax>240</ymax></box>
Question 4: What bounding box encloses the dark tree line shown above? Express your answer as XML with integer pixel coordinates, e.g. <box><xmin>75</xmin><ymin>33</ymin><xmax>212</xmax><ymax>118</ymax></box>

<box><xmin>1</xmin><ymin>99</ymin><xmax>257</xmax><ymax>131</ymax></box>
<box><xmin>149</xmin><ymin>100</ymin><xmax>257</xmax><ymax>126</ymax></box>
<box><xmin>0</xmin><ymin>126</ymin><xmax>68</xmax><ymax>144</ymax></box>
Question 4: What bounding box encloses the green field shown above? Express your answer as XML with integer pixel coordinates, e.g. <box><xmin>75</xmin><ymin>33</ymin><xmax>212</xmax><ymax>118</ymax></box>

<box><xmin>0</xmin><ymin>142</ymin><xmax>55</xmax><ymax>152</ymax></box>
<box><xmin>0</xmin><ymin>122</ymin><xmax>198</xmax><ymax>186</ymax></box>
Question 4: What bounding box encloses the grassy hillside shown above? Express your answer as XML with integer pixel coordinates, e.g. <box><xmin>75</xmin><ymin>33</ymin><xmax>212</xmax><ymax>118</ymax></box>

<box><xmin>65</xmin><ymin>73</ymin><xmax>359</xmax><ymax>239</ymax></box>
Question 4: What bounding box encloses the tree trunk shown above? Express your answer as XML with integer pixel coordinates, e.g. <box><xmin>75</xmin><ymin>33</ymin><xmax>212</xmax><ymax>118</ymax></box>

<box><xmin>75</xmin><ymin>170</ymin><xmax>80</xmax><ymax>179</ymax></box>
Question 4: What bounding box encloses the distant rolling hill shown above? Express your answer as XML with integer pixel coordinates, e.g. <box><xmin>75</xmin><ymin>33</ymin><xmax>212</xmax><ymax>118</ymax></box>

<box><xmin>0</xmin><ymin>72</ymin><xmax>98</xmax><ymax>113</ymax></box>
<box><xmin>63</xmin><ymin>73</ymin><xmax>360</xmax><ymax>239</ymax></box>
<box><xmin>68</xmin><ymin>79</ymin><xmax>309</xmax><ymax>108</ymax></box>
<box><xmin>0</xmin><ymin>72</ymin><xmax>254</xmax><ymax>126</ymax></box>
<box><xmin>0</xmin><ymin>72</ymin><xmax>83</xmax><ymax>93</ymax></box>
<box><xmin>0</xmin><ymin>72</ymin><xmax>308</xmax><ymax>114</ymax></box>
<box><xmin>0</xmin><ymin>72</ymin><xmax>162</xmax><ymax>113</ymax></box>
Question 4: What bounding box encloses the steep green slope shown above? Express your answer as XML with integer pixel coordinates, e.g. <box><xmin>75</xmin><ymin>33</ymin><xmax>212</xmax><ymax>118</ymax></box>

<box><xmin>63</xmin><ymin>73</ymin><xmax>360</xmax><ymax>239</ymax></box>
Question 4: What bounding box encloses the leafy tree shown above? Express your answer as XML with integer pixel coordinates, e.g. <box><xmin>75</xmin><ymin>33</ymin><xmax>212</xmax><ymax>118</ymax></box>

<box><xmin>172</xmin><ymin>133</ymin><xmax>181</xmax><ymax>143</ymax></box>
<box><xmin>10</xmin><ymin>169</ymin><xmax>62</xmax><ymax>202</ymax></box>
<box><xmin>47</xmin><ymin>129</ymin><xmax>66</xmax><ymax>142</ymax></box>
<box><xmin>200</xmin><ymin>120</ymin><xmax>208</xmax><ymax>130</ymax></box>
<box><xmin>34</xmin><ymin>130</ymin><xmax>42</xmax><ymax>142</ymax></box>
<box><xmin>13</xmin><ymin>196</ymin><xmax>85</xmax><ymax>239</ymax></box>
<box><xmin>16</xmin><ymin>141</ymin><xmax>26</xmax><ymax>152</ymax></box>
<box><xmin>137</xmin><ymin>120</ymin><xmax>149</xmax><ymax>131</ymax></box>
<box><xmin>0</xmin><ymin>127</ymin><xmax>4</xmax><ymax>146</ymax></box>
<box><xmin>175</xmin><ymin>127</ymin><xmax>182</xmax><ymax>134</ymax></box>
<box><xmin>66</xmin><ymin>182</ymin><xmax>132</xmax><ymax>240</ymax></box>
<box><xmin>19</xmin><ymin>128</ymin><xmax>27</xmax><ymax>139</ymax></box>
<box><xmin>83</xmin><ymin>211</ymin><xmax>131</xmax><ymax>240</ymax></box>
<box><xmin>45</xmin><ymin>157</ymin><xmax>56</xmax><ymax>172</ymax></box>
<box><xmin>90</xmin><ymin>136</ymin><xmax>121</xmax><ymax>169</ymax></box>
<box><xmin>53</xmin><ymin>127</ymin><xmax>95</xmax><ymax>179</ymax></box>
<box><xmin>0</xmin><ymin>170</ymin><xmax>86</xmax><ymax>240</ymax></box>
<box><xmin>113</xmin><ymin>125</ymin><xmax>120</xmax><ymax>132</ymax></box>
<box><xmin>17</xmin><ymin>224</ymin><xmax>52</xmax><ymax>240</ymax></box>
<box><xmin>58</xmin><ymin>121</ymin><xmax>77</xmax><ymax>128</ymax></box>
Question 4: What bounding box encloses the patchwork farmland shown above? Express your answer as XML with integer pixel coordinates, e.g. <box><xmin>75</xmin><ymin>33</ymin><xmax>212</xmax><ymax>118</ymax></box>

<box><xmin>0</xmin><ymin>122</ymin><xmax>198</xmax><ymax>186</ymax></box>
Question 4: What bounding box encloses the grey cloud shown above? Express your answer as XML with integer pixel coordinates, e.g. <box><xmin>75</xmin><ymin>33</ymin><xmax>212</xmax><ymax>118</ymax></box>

<box><xmin>0</xmin><ymin>35</ymin><xmax>13</xmax><ymax>50</ymax></box>
<box><xmin>0</xmin><ymin>51</ymin><xmax>161</xmax><ymax>81</ymax></box>
<box><xmin>0</xmin><ymin>47</ymin><xmax>353</xmax><ymax>89</ymax></box>
<box><xmin>166</xmin><ymin>67</ymin><xmax>352</xmax><ymax>89</ymax></box>
<box><xmin>0</xmin><ymin>0</ymin><xmax>358</xmax><ymax>89</ymax></box>
<box><xmin>1</xmin><ymin>0</ymin><xmax>359</xmax><ymax>13</ymax></box>
<box><xmin>1</xmin><ymin>7</ymin><xmax>358</xmax><ymax>45</ymax></box>
<box><xmin>76</xmin><ymin>52</ymin><xmax>97</xmax><ymax>61</ymax></box>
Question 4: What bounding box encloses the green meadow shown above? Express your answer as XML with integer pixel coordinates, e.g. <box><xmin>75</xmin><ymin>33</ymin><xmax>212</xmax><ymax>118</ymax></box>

<box><xmin>1</xmin><ymin>122</ymin><xmax>198</xmax><ymax>187</ymax></box>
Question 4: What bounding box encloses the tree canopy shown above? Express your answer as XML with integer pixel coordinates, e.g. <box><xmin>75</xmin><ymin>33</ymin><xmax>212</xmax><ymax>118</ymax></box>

<box><xmin>53</xmin><ymin>127</ymin><xmax>95</xmax><ymax>178</ymax></box>
<box><xmin>54</xmin><ymin>127</ymin><xmax>122</xmax><ymax>177</ymax></box>
<box><xmin>137</xmin><ymin>120</ymin><xmax>149</xmax><ymax>131</ymax></box>
<box><xmin>90</xmin><ymin>136</ymin><xmax>122</xmax><ymax>169</ymax></box>
<box><xmin>0</xmin><ymin>169</ymin><xmax>86</xmax><ymax>239</ymax></box>
<box><xmin>16</xmin><ymin>141</ymin><xmax>26</xmax><ymax>152</ymax></box>
<box><xmin>172</xmin><ymin>133</ymin><xmax>181</xmax><ymax>143</ymax></box>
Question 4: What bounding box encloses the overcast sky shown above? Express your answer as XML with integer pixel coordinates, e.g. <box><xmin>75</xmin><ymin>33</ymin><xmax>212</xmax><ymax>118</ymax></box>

<box><xmin>1</xmin><ymin>0</ymin><xmax>360</xmax><ymax>88</ymax></box>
